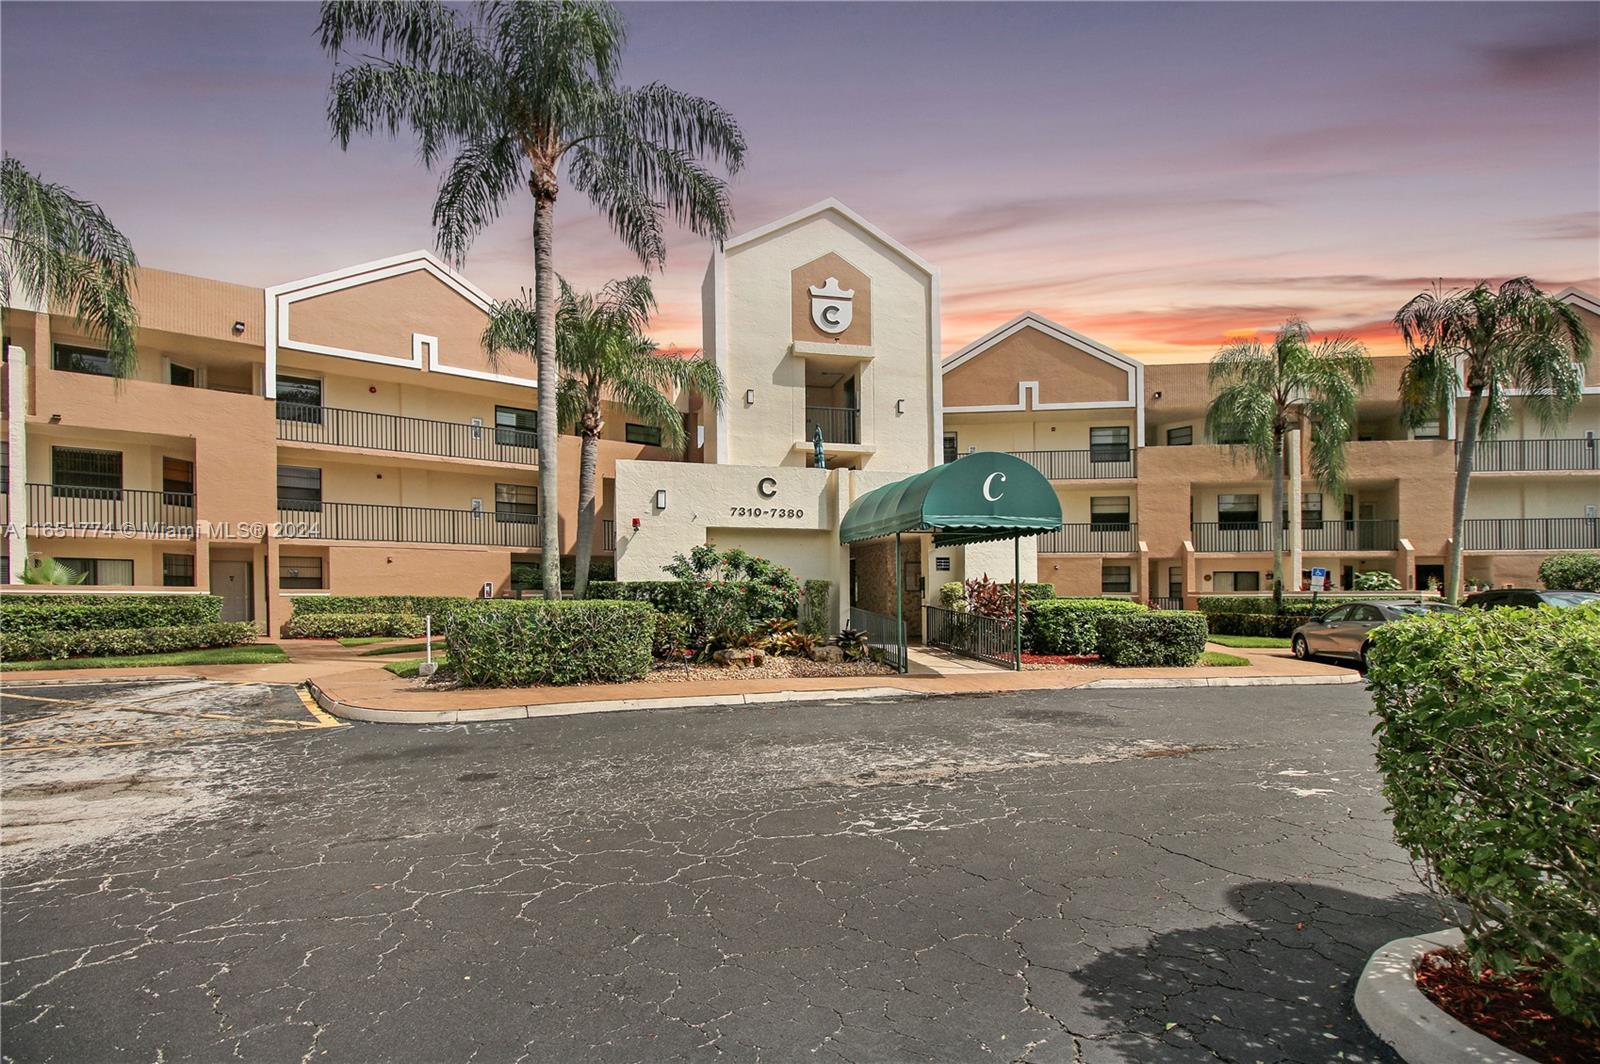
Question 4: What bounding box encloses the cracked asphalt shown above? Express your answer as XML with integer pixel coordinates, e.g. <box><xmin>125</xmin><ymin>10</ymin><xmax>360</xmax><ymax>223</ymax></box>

<box><xmin>1</xmin><ymin>683</ymin><xmax>1433</xmax><ymax>1063</ymax></box>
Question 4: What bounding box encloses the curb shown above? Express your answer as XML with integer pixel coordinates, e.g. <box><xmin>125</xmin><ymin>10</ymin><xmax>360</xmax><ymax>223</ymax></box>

<box><xmin>0</xmin><ymin>673</ymin><xmax>207</xmax><ymax>687</ymax></box>
<box><xmin>1079</xmin><ymin>673</ymin><xmax>1362</xmax><ymax>689</ymax></box>
<box><xmin>1353</xmin><ymin>928</ymin><xmax>1534</xmax><ymax>1063</ymax></box>
<box><xmin>306</xmin><ymin>680</ymin><xmax>922</xmax><ymax>725</ymax></box>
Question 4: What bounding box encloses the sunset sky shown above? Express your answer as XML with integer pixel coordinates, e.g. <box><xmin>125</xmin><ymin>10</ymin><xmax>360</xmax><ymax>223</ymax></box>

<box><xmin>3</xmin><ymin>2</ymin><xmax>1596</xmax><ymax>363</ymax></box>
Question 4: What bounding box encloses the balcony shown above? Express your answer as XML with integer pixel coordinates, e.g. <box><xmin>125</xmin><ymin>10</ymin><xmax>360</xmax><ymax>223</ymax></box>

<box><xmin>1011</xmin><ymin>448</ymin><xmax>1135</xmax><ymax>480</ymax></box>
<box><xmin>1462</xmin><ymin>517</ymin><xmax>1600</xmax><ymax>552</ymax></box>
<box><xmin>804</xmin><ymin>406</ymin><xmax>859</xmax><ymax>446</ymax></box>
<box><xmin>1037</xmin><ymin>523</ymin><xmax>1139</xmax><ymax>553</ymax></box>
<box><xmin>24</xmin><ymin>484</ymin><xmax>195</xmax><ymax>538</ymax></box>
<box><xmin>277</xmin><ymin>502</ymin><xmax>542</xmax><ymax>548</ymax></box>
<box><xmin>1472</xmin><ymin>438</ymin><xmax>1599</xmax><ymax>473</ymax></box>
<box><xmin>276</xmin><ymin>403</ymin><xmax>538</xmax><ymax>465</ymax></box>
<box><xmin>1301</xmin><ymin>520</ymin><xmax>1399</xmax><ymax>552</ymax></box>
<box><xmin>1192</xmin><ymin>521</ymin><xmax>1274</xmax><ymax>552</ymax></box>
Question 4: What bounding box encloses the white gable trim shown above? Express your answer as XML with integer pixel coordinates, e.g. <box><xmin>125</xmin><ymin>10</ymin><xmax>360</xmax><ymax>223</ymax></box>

<box><xmin>723</xmin><ymin>198</ymin><xmax>935</xmax><ymax>278</ymax></box>
<box><xmin>1555</xmin><ymin>286</ymin><xmax>1600</xmax><ymax>317</ymax></box>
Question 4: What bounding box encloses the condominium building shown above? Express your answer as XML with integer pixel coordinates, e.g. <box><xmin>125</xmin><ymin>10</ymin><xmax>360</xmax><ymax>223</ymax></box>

<box><xmin>4</xmin><ymin>200</ymin><xmax>1596</xmax><ymax>634</ymax></box>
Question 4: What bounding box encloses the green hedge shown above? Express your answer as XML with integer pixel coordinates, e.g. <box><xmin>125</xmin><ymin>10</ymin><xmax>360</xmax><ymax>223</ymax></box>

<box><xmin>1021</xmin><ymin>582</ymin><xmax>1056</xmax><ymax>602</ymax></box>
<box><xmin>286</xmin><ymin>595</ymin><xmax>475</xmax><ymax>620</ymax></box>
<box><xmin>2</xmin><ymin>622</ymin><xmax>257</xmax><ymax>662</ymax></box>
<box><xmin>446</xmin><ymin>600</ymin><xmax>655</xmax><ymax>687</ymax></box>
<box><xmin>1539</xmin><ymin>551</ymin><xmax>1600</xmax><ymax>592</ymax></box>
<box><xmin>281</xmin><ymin>612</ymin><xmax>425</xmax><ymax>640</ymax></box>
<box><xmin>586</xmin><ymin>579</ymin><xmax>797</xmax><ymax>649</ymax></box>
<box><xmin>800</xmin><ymin>580</ymin><xmax>833</xmax><ymax>637</ymax></box>
<box><xmin>1203</xmin><ymin>611</ymin><xmax>1305</xmax><ymax>638</ymax></box>
<box><xmin>0</xmin><ymin>594</ymin><xmax>222</xmax><ymax>635</ymax></box>
<box><xmin>1198</xmin><ymin>594</ymin><xmax>1434</xmax><ymax>638</ymax></box>
<box><xmin>1368</xmin><ymin>605</ymin><xmax>1600</xmax><ymax>1023</ymax></box>
<box><xmin>1026</xmin><ymin>598</ymin><xmax>1146</xmax><ymax>655</ymax></box>
<box><xmin>1095</xmin><ymin>611</ymin><xmax>1208</xmax><ymax>667</ymax></box>
<box><xmin>651</xmin><ymin>611</ymin><xmax>691</xmax><ymax>660</ymax></box>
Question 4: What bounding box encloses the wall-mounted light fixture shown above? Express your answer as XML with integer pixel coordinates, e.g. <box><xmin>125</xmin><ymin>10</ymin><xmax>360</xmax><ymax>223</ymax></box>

<box><xmin>48</xmin><ymin>413</ymin><xmax>61</xmax><ymax>424</ymax></box>
<box><xmin>654</xmin><ymin>489</ymin><xmax>668</xmax><ymax>510</ymax></box>
<box><xmin>1153</xmin><ymin>391</ymin><xmax>1163</xmax><ymax>400</ymax></box>
<box><xmin>232</xmin><ymin>321</ymin><xmax>246</xmax><ymax>335</ymax></box>
<box><xmin>895</xmin><ymin>398</ymin><xmax>905</xmax><ymax>414</ymax></box>
<box><xmin>744</xmin><ymin>388</ymin><xmax>755</xmax><ymax>406</ymax></box>
<box><xmin>631</xmin><ymin>516</ymin><xmax>641</xmax><ymax>530</ymax></box>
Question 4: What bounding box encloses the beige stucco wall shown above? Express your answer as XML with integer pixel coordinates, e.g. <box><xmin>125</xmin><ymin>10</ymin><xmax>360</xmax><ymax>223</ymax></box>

<box><xmin>942</xmin><ymin>412</ymin><xmax>1138</xmax><ymax>454</ymax></box>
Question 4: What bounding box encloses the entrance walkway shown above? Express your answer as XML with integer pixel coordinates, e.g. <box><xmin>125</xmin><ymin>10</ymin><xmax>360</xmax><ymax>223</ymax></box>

<box><xmin>905</xmin><ymin>645</ymin><xmax>1010</xmax><ymax>676</ymax></box>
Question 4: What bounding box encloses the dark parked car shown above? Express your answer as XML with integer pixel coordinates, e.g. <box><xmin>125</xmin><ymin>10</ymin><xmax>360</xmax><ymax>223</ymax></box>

<box><xmin>1460</xmin><ymin>588</ymin><xmax>1600</xmax><ymax>609</ymax></box>
<box><xmin>1291</xmin><ymin>600</ymin><xmax>1461</xmax><ymax>668</ymax></box>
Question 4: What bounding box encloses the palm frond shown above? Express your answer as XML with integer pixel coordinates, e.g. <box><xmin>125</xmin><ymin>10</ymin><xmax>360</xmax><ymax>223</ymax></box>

<box><xmin>432</xmin><ymin>135</ymin><xmax>526</xmax><ymax>266</ymax></box>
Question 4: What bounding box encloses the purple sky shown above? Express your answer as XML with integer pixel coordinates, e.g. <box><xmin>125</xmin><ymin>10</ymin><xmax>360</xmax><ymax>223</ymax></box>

<box><xmin>4</xmin><ymin>1</ymin><xmax>1597</xmax><ymax>362</ymax></box>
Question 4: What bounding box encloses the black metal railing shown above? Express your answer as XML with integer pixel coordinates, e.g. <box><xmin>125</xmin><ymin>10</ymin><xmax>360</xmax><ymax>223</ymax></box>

<box><xmin>276</xmin><ymin>501</ymin><xmax>543</xmax><ymax>547</ymax></box>
<box><xmin>1191</xmin><ymin>521</ymin><xmax>1276</xmax><ymax>552</ymax></box>
<box><xmin>1462</xmin><ymin>517</ymin><xmax>1600</xmax><ymax>551</ymax></box>
<box><xmin>924</xmin><ymin>604</ymin><xmax>1018</xmax><ymax>669</ymax></box>
<box><xmin>848</xmin><ymin>606</ymin><xmax>905</xmax><ymax>671</ymax></box>
<box><xmin>602</xmin><ymin>518</ymin><xmax>616</xmax><ymax>552</ymax></box>
<box><xmin>1472</xmin><ymin>437</ymin><xmax>1599</xmax><ymax>472</ymax></box>
<box><xmin>1036</xmin><ymin>523</ymin><xmax>1139</xmax><ymax>553</ymax></box>
<box><xmin>805</xmin><ymin>406</ymin><xmax>860</xmax><ymax>446</ymax></box>
<box><xmin>1010</xmin><ymin>448</ymin><xmax>1135</xmax><ymax>480</ymax></box>
<box><xmin>26</xmin><ymin>483</ymin><xmax>195</xmax><ymax>538</ymax></box>
<box><xmin>1300</xmin><ymin>519</ymin><xmax>1399</xmax><ymax>552</ymax></box>
<box><xmin>275</xmin><ymin>403</ymin><xmax>539</xmax><ymax>464</ymax></box>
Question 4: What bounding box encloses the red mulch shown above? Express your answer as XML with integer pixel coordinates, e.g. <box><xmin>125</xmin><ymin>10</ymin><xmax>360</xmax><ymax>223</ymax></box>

<box><xmin>1020</xmin><ymin>653</ymin><xmax>1098</xmax><ymax>665</ymax></box>
<box><xmin>1414</xmin><ymin>947</ymin><xmax>1598</xmax><ymax>1064</ymax></box>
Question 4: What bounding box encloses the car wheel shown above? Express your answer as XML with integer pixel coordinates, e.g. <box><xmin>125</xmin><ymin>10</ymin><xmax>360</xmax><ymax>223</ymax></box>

<box><xmin>1358</xmin><ymin>642</ymin><xmax>1372</xmax><ymax>672</ymax></box>
<box><xmin>1292</xmin><ymin>635</ymin><xmax>1311</xmax><ymax>660</ymax></box>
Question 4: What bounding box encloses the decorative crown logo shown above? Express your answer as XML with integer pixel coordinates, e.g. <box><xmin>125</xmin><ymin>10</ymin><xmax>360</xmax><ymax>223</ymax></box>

<box><xmin>809</xmin><ymin>277</ymin><xmax>854</xmax><ymax>301</ymax></box>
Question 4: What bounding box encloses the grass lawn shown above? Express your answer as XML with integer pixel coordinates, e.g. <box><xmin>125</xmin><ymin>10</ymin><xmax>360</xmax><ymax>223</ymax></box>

<box><xmin>1199</xmin><ymin>650</ymin><xmax>1250</xmax><ymax>667</ymax></box>
<box><xmin>337</xmin><ymin>636</ymin><xmax>407</xmax><ymax>647</ymax></box>
<box><xmin>384</xmin><ymin>657</ymin><xmax>447</xmax><ymax>679</ymax></box>
<box><xmin>2</xmin><ymin>645</ymin><xmax>291</xmax><ymax>673</ymax></box>
<box><xmin>1207</xmin><ymin>634</ymin><xmax>1291</xmax><ymax>649</ymax></box>
<box><xmin>360</xmin><ymin>640</ymin><xmax>441</xmax><ymax>657</ymax></box>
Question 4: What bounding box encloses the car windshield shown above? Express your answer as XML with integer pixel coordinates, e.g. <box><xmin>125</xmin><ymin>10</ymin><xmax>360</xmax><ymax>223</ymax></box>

<box><xmin>1543</xmin><ymin>592</ymin><xmax>1600</xmax><ymax>607</ymax></box>
<box><xmin>1386</xmin><ymin>603</ymin><xmax>1457</xmax><ymax>616</ymax></box>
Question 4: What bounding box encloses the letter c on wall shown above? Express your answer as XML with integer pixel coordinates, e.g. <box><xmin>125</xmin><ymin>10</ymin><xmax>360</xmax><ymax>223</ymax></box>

<box><xmin>758</xmin><ymin>476</ymin><xmax>778</xmax><ymax>498</ymax></box>
<box><xmin>982</xmin><ymin>471</ymin><xmax>1007</xmax><ymax>502</ymax></box>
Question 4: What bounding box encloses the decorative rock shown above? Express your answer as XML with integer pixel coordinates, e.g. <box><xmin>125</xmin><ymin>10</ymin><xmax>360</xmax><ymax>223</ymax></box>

<box><xmin>713</xmin><ymin>648</ymin><xmax>766</xmax><ymax>667</ymax></box>
<box><xmin>808</xmin><ymin>645</ymin><xmax>844</xmax><ymax>664</ymax></box>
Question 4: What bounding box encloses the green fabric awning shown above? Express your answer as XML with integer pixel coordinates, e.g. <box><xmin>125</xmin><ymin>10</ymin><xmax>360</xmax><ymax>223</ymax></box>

<box><xmin>839</xmin><ymin>452</ymin><xmax>1063</xmax><ymax>547</ymax></box>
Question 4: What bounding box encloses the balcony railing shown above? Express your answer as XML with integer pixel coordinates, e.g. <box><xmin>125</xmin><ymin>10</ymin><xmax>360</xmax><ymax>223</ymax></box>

<box><xmin>277</xmin><ymin>501</ymin><xmax>542</xmax><ymax>547</ymax></box>
<box><xmin>1472</xmin><ymin>437</ymin><xmax>1599</xmax><ymax>473</ymax></box>
<box><xmin>1462</xmin><ymin>517</ymin><xmax>1600</xmax><ymax>552</ymax></box>
<box><xmin>1192</xmin><ymin>521</ymin><xmax>1275</xmax><ymax>552</ymax></box>
<box><xmin>602</xmin><ymin>518</ymin><xmax>616</xmax><ymax>552</ymax></box>
<box><xmin>804</xmin><ymin>406</ymin><xmax>859</xmax><ymax>446</ymax></box>
<box><xmin>1010</xmin><ymin>448</ymin><xmax>1135</xmax><ymax>480</ymax></box>
<box><xmin>1036</xmin><ymin>523</ymin><xmax>1139</xmax><ymax>553</ymax></box>
<box><xmin>276</xmin><ymin>403</ymin><xmax>538</xmax><ymax>465</ymax></box>
<box><xmin>1301</xmin><ymin>519</ymin><xmax>1399</xmax><ymax>552</ymax></box>
<box><xmin>25</xmin><ymin>484</ymin><xmax>195</xmax><ymax>538</ymax></box>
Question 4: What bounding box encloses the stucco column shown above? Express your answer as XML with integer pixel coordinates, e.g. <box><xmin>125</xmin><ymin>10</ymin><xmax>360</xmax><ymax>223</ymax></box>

<box><xmin>6</xmin><ymin>345</ymin><xmax>28</xmax><ymax>582</ymax></box>
<box><xmin>1287</xmin><ymin>426</ymin><xmax>1303</xmax><ymax>590</ymax></box>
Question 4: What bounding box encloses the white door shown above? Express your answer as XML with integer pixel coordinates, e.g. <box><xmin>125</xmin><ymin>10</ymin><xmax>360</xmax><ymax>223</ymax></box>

<box><xmin>210</xmin><ymin>561</ymin><xmax>252</xmax><ymax>622</ymax></box>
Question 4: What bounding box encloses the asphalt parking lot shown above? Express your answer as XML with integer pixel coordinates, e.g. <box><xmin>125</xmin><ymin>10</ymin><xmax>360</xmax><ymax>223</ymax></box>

<box><xmin>1</xmin><ymin>681</ymin><xmax>1424</xmax><ymax>1063</ymax></box>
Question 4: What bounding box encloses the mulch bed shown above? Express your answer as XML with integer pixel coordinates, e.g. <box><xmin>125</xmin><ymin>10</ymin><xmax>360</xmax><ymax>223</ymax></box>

<box><xmin>1020</xmin><ymin>652</ymin><xmax>1096</xmax><ymax>671</ymax></box>
<box><xmin>648</xmin><ymin>658</ymin><xmax>896</xmax><ymax>683</ymax></box>
<box><xmin>1415</xmin><ymin>947</ymin><xmax>1598</xmax><ymax>1064</ymax></box>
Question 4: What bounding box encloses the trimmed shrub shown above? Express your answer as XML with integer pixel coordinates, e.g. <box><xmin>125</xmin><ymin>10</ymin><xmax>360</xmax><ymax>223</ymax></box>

<box><xmin>587</xmin><ymin>577</ymin><xmax>796</xmax><ymax>653</ymax></box>
<box><xmin>1026</xmin><ymin>597</ymin><xmax>1146</xmax><ymax>655</ymax></box>
<box><xmin>0</xmin><ymin>594</ymin><xmax>222</xmax><ymax>635</ymax></box>
<box><xmin>1095</xmin><ymin>611</ymin><xmax>1208</xmax><ymax>667</ymax></box>
<box><xmin>1022</xmin><ymin>582</ymin><xmax>1056</xmax><ymax>602</ymax></box>
<box><xmin>1353</xmin><ymin>570</ymin><xmax>1401</xmax><ymax>591</ymax></box>
<box><xmin>1203</xmin><ymin>611</ymin><xmax>1303</xmax><ymax>638</ymax></box>
<box><xmin>286</xmin><ymin>595</ymin><xmax>474</xmax><ymax>622</ymax></box>
<box><xmin>938</xmin><ymin>582</ymin><xmax>966</xmax><ymax>610</ymax></box>
<box><xmin>800</xmin><ymin>580</ymin><xmax>833</xmax><ymax>637</ymax></box>
<box><xmin>1539</xmin><ymin>551</ymin><xmax>1600</xmax><ymax>592</ymax></box>
<box><xmin>445</xmin><ymin>600</ymin><xmax>654</xmax><ymax>687</ymax></box>
<box><xmin>2</xmin><ymin>622</ymin><xmax>257</xmax><ymax>662</ymax></box>
<box><xmin>1368</xmin><ymin>605</ymin><xmax>1600</xmax><ymax>1023</ymax></box>
<box><xmin>281</xmin><ymin>612</ymin><xmax>425</xmax><ymax>640</ymax></box>
<box><xmin>651</xmin><ymin>611</ymin><xmax>691</xmax><ymax>660</ymax></box>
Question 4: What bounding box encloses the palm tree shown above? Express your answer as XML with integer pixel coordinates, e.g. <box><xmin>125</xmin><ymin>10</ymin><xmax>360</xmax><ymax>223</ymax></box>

<box><xmin>18</xmin><ymin>557</ymin><xmax>88</xmax><ymax>585</ymax></box>
<box><xmin>1207</xmin><ymin>320</ymin><xmax>1373</xmax><ymax>608</ymax></box>
<box><xmin>1394</xmin><ymin>279</ymin><xmax>1592</xmax><ymax>603</ymax></box>
<box><xmin>486</xmin><ymin>275</ymin><xmax>723</xmax><ymax>598</ymax></box>
<box><xmin>319</xmin><ymin>1</ymin><xmax>746</xmax><ymax>598</ymax></box>
<box><xmin>1</xmin><ymin>155</ymin><xmax>139</xmax><ymax>374</ymax></box>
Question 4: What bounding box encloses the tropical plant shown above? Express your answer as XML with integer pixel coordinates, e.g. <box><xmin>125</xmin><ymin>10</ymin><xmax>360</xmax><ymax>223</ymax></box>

<box><xmin>18</xmin><ymin>557</ymin><xmax>88</xmax><ymax>585</ymax></box>
<box><xmin>319</xmin><ymin>0</ymin><xmax>746</xmax><ymax>599</ymax></box>
<box><xmin>1</xmin><ymin>155</ymin><xmax>139</xmax><ymax>374</ymax></box>
<box><xmin>962</xmin><ymin>575</ymin><xmax>1017</xmax><ymax>621</ymax></box>
<box><xmin>836</xmin><ymin>627</ymin><xmax>870</xmax><ymax>662</ymax></box>
<box><xmin>1353</xmin><ymin>570</ymin><xmax>1401</xmax><ymax>592</ymax></box>
<box><xmin>1395</xmin><ymin>279</ymin><xmax>1593</xmax><ymax>602</ymax></box>
<box><xmin>486</xmin><ymin>275</ymin><xmax>723</xmax><ymax>597</ymax></box>
<box><xmin>1207</xmin><ymin>320</ymin><xmax>1373</xmax><ymax>608</ymax></box>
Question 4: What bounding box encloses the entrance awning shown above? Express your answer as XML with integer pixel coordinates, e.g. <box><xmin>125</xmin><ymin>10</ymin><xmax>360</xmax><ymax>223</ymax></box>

<box><xmin>839</xmin><ymin>452</ymin><xmax>1062</xmax><ymax>546</ymax></box>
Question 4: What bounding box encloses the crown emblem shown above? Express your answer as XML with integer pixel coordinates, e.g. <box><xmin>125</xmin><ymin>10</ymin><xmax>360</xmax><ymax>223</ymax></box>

<box><xmin>809</xmin><ymin>277</ymin><xmax>854</xmax><ymax>301</ymax></box>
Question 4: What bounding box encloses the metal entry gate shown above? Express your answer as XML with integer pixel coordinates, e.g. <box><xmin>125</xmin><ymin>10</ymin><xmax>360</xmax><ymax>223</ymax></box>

<box><xmin>924</xmin><ymin>605</ymin><xmax>1019</xmax><ymax>669</ymax></box>
<box><xmin>849</xmin><ymin>606</ymin><xmax>905</xmax><ymax>671</ymax></box>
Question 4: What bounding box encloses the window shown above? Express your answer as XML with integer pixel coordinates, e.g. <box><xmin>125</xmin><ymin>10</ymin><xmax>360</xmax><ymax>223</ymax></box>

<box><xmin>1166</xmin><ymin>426</ymin><xmax>1193</xmax><ymax>447</ymax></box>
<box><xmin>1414</xmin><ymin>419</ymin><xmax>1442</xmax><ymax>440</ymax></box>
<box><xmin>495</xmin><ymin>483</ymin><xmax>537</xmax><ymax>523</ymax></box>
<box><xmin>1101</xmin><ymin>564</ymin><xmax>1132</xmax><ymax>594</ymax></box>
<box><xmin>624</xmin><ymin>423</ymin><xmax>663</xmax><ymax>447</ymax></box>
<box><xmin>1217</xmin><ymin>493</ymin><xmax>1260</xmax><ymax>528</ymax></box>
<box><xmin>56</xmin><ymin>557</ymin><xmax>134</xmax><ymax>585</ymax></box>
<box><xmin>168</xmin><ymin>362</ymin><xmax>198</xmax><ymax>388</ymax></box>
<box><xmin>163</xmin><ymin>457</ymin><xmax>195</xmax><ymax>503</ymax></box>
<box><xmin>277</xmin><ymin>466</ymin><xmax>322</xmax><ymax>511</ymax></box>
<box><xmin>52</xmin><ymin>447</ymin><xmax>122</xmax><ymax>498</ymax></box>
<box><xmin>162</xmin><ymin>553</ymin><xmax>195</xmax><ymax>587</ymax></box>
<box><xmin>935</xmin><ymin>556</ymin><xmax>952</xmax><ymax>572</ymax></box>
<box><xmin>495</xmin><ymin>405</ymin><xmax>537</xmax><ymax>447</ymax></box>
<box><xmin>1090</xmin><ymin>496</ymin><xmax>1131</xmax><ymax>531</ymax></box>
<box><xmin>1322</xmin><ymin>605</ymin><xmax>1351</xmax><ymax>623</ymax></box>
<box><xmin>53</xmin><ymin>344</ymin><xmax>115</xmax><ymax>377</ymax></box>
<box><xmin>1089</xmin><ymin>426</ymin><xmax>1131</xmax><ymax>464</ymax></box>
<box><xmin>1214</xmin><ymin>570</ymin><xmax>1261</xmax><ymax>593</ymax></box>
<box><xmin>1213</xmin><ymin>423</ymin><xmax>1249</xmax><ymax>445</ymax></box>
<box><xmin>275</xmin><ymin>375</ymin><xmax>323</xmax><ymax>423</ymax></box>
<box><xmin>943</xmin><ymin>433</ymin><xmax>959</xmax><ymax>464</ymax></box>
<box><xmin>1284</xmin><ymin>492</ymin><xmax>1323</xmax><ymax>530</ymax></box>
<box><xmin>279</xmin><ymin>555</ymin><xmax>325</xmax><ymax>589</ymax></box>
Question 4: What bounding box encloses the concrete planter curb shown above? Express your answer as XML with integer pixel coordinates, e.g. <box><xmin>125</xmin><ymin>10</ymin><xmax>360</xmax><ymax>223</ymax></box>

<box><xmin>1081</xmin><ymin>673</ymin><xmax>1362</xmax><ymax>690</ymax></box>
<box><xmin>1354</xmin><ymin>928</ymin><xmax>1535</xmax><ymax>1064</ymax></box>
<box><xmin>307</xmin><ymin>680</ymin><xmax>919</xmax><ymax>725</ymax></box>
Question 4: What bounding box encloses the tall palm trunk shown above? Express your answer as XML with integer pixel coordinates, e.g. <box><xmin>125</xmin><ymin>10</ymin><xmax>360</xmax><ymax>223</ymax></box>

<box><xmin>1446</xmin><ymin>386</ymin><xmax>1485</xmax><ymax>604</ymax></box>
<box><xmin>533</xmin><ymin>186</ymin><xmax>561</xmax><ymax>600</ymax></box>
<box><xmin>572</xmin><ymin>429</ymin><xmax>600</xmax><ymax>599</ymax></box>
<box><xmin>1270</xmin><ymin>428</ymin><xmax>1286</xmax><ymax>610</ymax></box>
